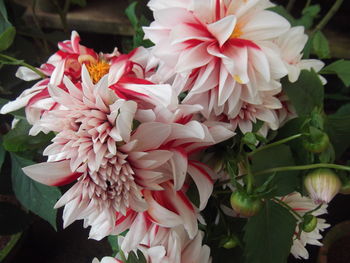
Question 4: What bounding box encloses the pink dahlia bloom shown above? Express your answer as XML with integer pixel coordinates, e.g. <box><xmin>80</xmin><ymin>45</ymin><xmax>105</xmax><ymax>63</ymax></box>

<box><xmin>0</xmin><ymin>31</ymin><xmax>119</xmax><ymax>123</ymax></box>
<box><xmin>96</xmin><ymin>225</ymin><xmax>211</xmax><ymax>263</ymax></box>
<box><xmin>144</xmin><ymin>0</ymin><xmax>292</xmax><ymax>132</ymax></box>
<box><xmin>280</xmin><ymin>192</ymin><xmax>330</xmax><ymax>260</ymax></box>
<box><xmin>22</xmin><ymin>65</ymin><xmax>234</xmax><ymax>240</ymax></box>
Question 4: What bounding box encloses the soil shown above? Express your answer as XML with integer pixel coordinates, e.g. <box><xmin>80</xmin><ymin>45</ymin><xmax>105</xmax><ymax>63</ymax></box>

<box><xmin>327</xmin><ymin>235</ymin><xmax>350</xmax><ymax>263</ymax></box>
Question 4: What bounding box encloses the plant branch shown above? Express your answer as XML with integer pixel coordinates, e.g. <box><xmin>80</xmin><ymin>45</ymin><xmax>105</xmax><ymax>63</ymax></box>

<box><xmin>0</xmin><ymin>54</ymin><xmax>46</xmax><ymax>78</ymax></box>
<box><xmin>245</xmin><ymin>155</ymin><xmax>253</xmax><ymax>194</ymax></box>
<box><xmin>254</xmin><ymin>163</ymin><xmax>350</xmax><ymax>177</ymax></box>
<box><xmin>272</xmin><ymin>197</ymin><xmax>303</xmax><ymax>219</ymax></box>
<box><xmin>31</xmin><ymin>0</ymin><xmax>50</xmax><ymax>54</ymax></box>
<box><xmin>312</xmin><ymin>0</ymin><xmax>344</xmax><ymax>34</ymax></box>
<box><xmin>248</xmin><ymin>134</ymin><xmax>303</xmax><ymax>157</ymax></box>
<box><xmin>286</xmin><ymin>0</ymin><xmax>296</xmax><ymax>12</ymax></box>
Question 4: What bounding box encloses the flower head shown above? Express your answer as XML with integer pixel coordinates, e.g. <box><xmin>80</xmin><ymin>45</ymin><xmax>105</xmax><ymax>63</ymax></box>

<box><xmin>280</xmin><ymin>192</ymin><xmax>330</xmax><ymax>259</ymax></box>
<box><xmin>144</xmin><ymin>0</ymin><xmax>292</xmax><ymax>133</ymax></box>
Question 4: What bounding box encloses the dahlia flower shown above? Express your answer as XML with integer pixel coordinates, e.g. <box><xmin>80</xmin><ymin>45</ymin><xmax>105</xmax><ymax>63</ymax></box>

<box><xmin>144</xmin><ymin>0</ymin><xmax>292</xmax><ymax>133</ymax></box>
<box><xmin>280</xmin><ymin>192</ymin><xmax>330</xmax><ymax>259</ymax></box>
<box><xmin>0</xmin><ymin>31</ymin><xmax>120</xmax><ymax>124</ymax></box>
<box><xmin>95</xmin><ymin>225</ymin><xmax>211</xmax><ymax>263</ymax></box>
<box><xmin>22</xmin><ymin>64</ymin><xmax>234</xmax><ymax>240</ymax></box>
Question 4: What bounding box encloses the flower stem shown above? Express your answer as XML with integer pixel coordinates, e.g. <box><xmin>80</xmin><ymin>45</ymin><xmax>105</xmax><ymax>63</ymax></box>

<box><xmin>312</xmin><ymin>0</ymin><xmax>344</xmax><ymax>34</ymax></box>
<box><xmin>286</xmin><ymin>0</ymin><xmax>296</xmax><ymax>12</ymax></box>
<box><xmin>0</xmin><ymin>54</ymin><xmax>46</xmax><ymax>78</ymax></box>
<box><xmin>248</xmin><ymin>134</ymin><xmax>303</xmax><ymax>157</ymax></box>
<box><xmin>272</xmin><ymin>197</ymin><xmax>303</xmax><ymax>219</ymax></box>
<box><xmin>254</xmin><ymin>163</ymin><xmax>350</xmax><ymax>177</ymax></box>
<box><xmin>245</xmin><ymin>155</ymin><xmax>253</xmax><ymax>194</ymax></box>
<box><xmin>304</xmin><ymin>0</ymin><xmax>312</xmax><ymax>10</ymax></box>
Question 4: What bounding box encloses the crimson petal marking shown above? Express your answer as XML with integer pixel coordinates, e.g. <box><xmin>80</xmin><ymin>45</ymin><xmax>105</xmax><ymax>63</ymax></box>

<box><xmin>121</xmin><ymin>213</ymin><xmax>150</xmax><ymax>252</ymax></box>
<box><xmin>207</xmin><ymin>15</ymin><xmax>236</xmax><ymax>47</ymax></box>
<box><xmin>144</xmin><ymin>190</ymin><xmax>183</xmax><ymax>228</ymax></box>
<box><xmin>22</xmin><ymin>160</ymin><xmax>81</xmax><ymax>186</ymax></box>
<box><xmin>175</xmin><ymin>42</ymin><xmax>212</xmax><ymax>73</ymax></box>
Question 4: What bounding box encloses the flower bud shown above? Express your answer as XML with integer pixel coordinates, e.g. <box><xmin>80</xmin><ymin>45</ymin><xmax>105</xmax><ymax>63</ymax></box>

<box><xmin>304</xmin><ymin>168</ymin><xmax>341</xmax><ymax>204</ymax></box>
<box><xmin>230</xmin><ymin>191</ymin><xmax>262</xmax><ymax>217</ymax></box>
<box><xmin>221</xmin><ymin>235</ymin><xmax>239</xmax><ymax>249</ymax></box>
<box><xmin>301</xmin><ymin>214</ymin><xmax>318</xmax><ymax>233</ymax></box>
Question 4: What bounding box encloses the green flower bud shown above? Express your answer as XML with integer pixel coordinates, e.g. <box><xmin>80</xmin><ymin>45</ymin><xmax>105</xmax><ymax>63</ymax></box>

<box><xmin>230</xmin><ymin>191</ymin><xmax>262</xmax><ymax>217</ymax></box>
<box><xmin>301</xmin><ymin>214</ymin><xmax>318</xmax><ymax>233</ymax></box>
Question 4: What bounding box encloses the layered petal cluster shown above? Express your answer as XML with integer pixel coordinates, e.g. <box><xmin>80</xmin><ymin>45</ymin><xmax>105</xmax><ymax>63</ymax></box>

<box><xmin>144</xmin><ymin>0</ymin><xmax>323</xmax><ymax>134</ymax></box>
<box><xmin>0</xmin><ymin>31</ymin><xmax>120</xmax><ymax>123</ymax></box>
<box><xmin>95</xmin><ymin>225</ymin><xmax>211</xmax><ymax>263</ymax></box>
<box><xmin>280</xmin><ymin>192</ymin><xmax>330</xmax><ymax>260</ymax></box>
<box><xmin>22</xmin><ymin>61</ymin><xmax>234</xmax><ymax>241</ymax></box>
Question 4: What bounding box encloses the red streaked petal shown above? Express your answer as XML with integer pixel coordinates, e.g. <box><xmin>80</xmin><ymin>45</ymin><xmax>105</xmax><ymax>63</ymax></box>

<box><xmin>22</xmin><ymin>160</ymin><xmax>81</xmax><ymax>186</ymax></box>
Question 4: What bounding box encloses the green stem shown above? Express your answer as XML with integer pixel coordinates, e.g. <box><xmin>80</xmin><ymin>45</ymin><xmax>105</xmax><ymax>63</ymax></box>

<box><xmin>304</xmin><ymin>0</ymin><xmax>312</xmax><ymax>10</ymax></box>
<box><xmin>248</xmin><ymin>134</ymin><xmax>303</xmax><ymax>157</ymax></box>
<box><xmin>0</xmin><ymin>54</ymin><xmax>46</xmax><ymax>78</ymax></box>
<box><xmin>254</xmin><ymin>163</ymin><xmax>350</xmax><ymax>177</ymax></box>
<box><xmin>32</xmin><ymin>0</ymin><xmax>50</xmax><ymax>54</ymax></box>
<box><xmin>312</xmin><ymin>0</ymin><xmax>344</xmax><ymax>34</ymax></box>
<box><xmin>286</xmin><ymin>0</ymin><xmax>296</xmax><ymax>12</ymax></box>
<box><xmin>273</xmin><ymin>197</ymin><xmax>303</xmax><ymax>219</ymax></box>
<box><xmin>245</xmin><ymin>155</ymin><xmax>253</xmax><ymax>194</ymax></box>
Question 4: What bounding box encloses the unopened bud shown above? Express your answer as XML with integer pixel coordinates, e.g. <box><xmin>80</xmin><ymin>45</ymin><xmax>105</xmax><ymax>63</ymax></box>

<box><xmin>304</xmin><ymin>168</ymin><xmax>341</xmax><ymax>204</ymax></box>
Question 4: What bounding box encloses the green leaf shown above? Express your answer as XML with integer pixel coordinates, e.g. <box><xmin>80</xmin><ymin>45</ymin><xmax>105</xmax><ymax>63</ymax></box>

<box><xmin>326</xmin><ymin>104</ymin><xmax>350</xmax><ymax>158</ymax></box>
<box><xmin>0</xmin><ymin>0</ymin><xmax>15</xmax><ymax>51</ymax></box>
<box><xmin>243</xmin><ymin>200</ymin><xmax>297</xmax><ymax>263</ymax></box>
<box><xmin>3</xmin><ymin>119</ymin><xmax>54</xmax><ymax>152</ymax></box>
<box><xmin>125</xmin><ymin>2</ymin><xmax>153</xmax><ymax>49</ymax></box>
<box><xmin>251</xmin><ymin>145</ymin><xmax>299</xmax><ymax>196</ymax></box>
<box><xmin>0</xmin><ymin>202</ymin><xmax>29</xmax><ymax>235</ymax></box>
<box><xmin>0</xmin><ymin>26</ymin><xmax>15</xmax><ymax>51</ymax></box>
<box><xmin>312</xmin><ymin>31</ymin><xmax>330</xmax><ymax>59</ymax></box>
<box><xmin>282</xmin><ymin>69</ymin><xmax>324</xmax><ymax>117</ymax></box>
<box><xmin>127</xmin><ymin>250</ymin><xmax>147</xmax><ymax>263</ymax></box>
<box><xmin>0</xmin><ymin>97</ymin><xmax>9</xmax><ymax>108</ymax></box>
<box><xmin>108</xmin><ymin>235</ymin><xmax>119</xmax><ymax>257</ymax></box>
<box><xmin>321</xmin><ymin>60</ymin><xmax>350</xmax><ymax>87</ymax></box>
<box><xmin>10</xmin><ymin>153</ymin><xmax>61</xmax><ymax>230</ymax></box>
<box><xmin>0</xmin><ymin>142</ymin><xmax>4</xmax><ymax>171</ymax></box>
<box><xmin>296</xmin><ymin>5</ymin><xmax>320</xmax><ymax>29</ymax></box>
<box><xmin>125</xmin><ymin>2</ymin><xmax>138</xmax><ymax>29</ymax></box>
<box><xmin>0</xmin><ymin>0</ymin><xmax>11</xmax><ymax>32</ymax></box>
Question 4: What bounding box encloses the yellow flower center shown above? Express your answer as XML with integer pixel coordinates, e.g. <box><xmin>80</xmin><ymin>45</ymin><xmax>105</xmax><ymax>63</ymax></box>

<box><xmin>230</xmin><ymin>25</ymin><xmax>243</xmax><ymax>39</ymax></box>
<box><xmin>233</xmin><ymin>75</ymin><xmax>244</xmax><ymax>84</ymax></box>
<box><xmin>86</xmin><ymin>60</ymin><xmax>110</xmax><ymax>84</ymax></box>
